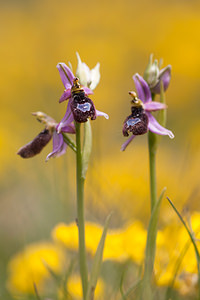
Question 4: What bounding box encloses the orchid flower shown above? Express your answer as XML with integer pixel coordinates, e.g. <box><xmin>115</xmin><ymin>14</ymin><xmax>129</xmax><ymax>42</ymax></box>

<box><xmin>17</xmin><ymin>112</ymin><xmax>75</xmax><ymax>161</ymax></box>
<box><xmin>57</xmin><ymin>62</ymin><xmax>108</xmax><ymax>127</ymax></box>
<box><xmin>121</xmin><ymin>74</ymin><xmax>174</xmax><ymax>151</ymax></box>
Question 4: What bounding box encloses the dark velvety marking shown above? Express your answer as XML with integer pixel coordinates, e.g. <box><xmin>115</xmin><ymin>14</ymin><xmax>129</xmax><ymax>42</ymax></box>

<box><xmin>123</xmin><ymin>107</ymin><xmax>149</xmax><ymax>136</ymax></box>
<box><xmin>17</xmin><ymin>129</ymin><xmax>52</xmax><ymax>158</ymax></box>
<box><xmin>71</xmin><ymin>91</ymin><xmax>96</xmax><ymax>123</ymax></box>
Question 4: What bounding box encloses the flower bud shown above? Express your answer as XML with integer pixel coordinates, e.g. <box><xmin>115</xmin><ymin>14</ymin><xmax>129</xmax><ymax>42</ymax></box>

<box><xmin>144</xmin><ymin>54</ymin><xmax>171</xmax><ymax>94</ymax></box>
<box><xmin>144</xmin><ymin>54</ymin><xmax>159</xmax><ymax>86</ymax></box>
<box><xmin>150</xmin><ymin>65</ymin><xmax>171</xmax><ymax>94</ymax></box>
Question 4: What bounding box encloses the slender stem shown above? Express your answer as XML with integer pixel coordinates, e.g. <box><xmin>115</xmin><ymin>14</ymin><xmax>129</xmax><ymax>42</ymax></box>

<box><xmin>148</xmin><ymin>130</ymin><xmax>157</xmax><ymax>212</ymax></box>
<box><xmin>140</xmin><ymin>117</ymin><xmax>158</xmax><ymax>299</ymax></box>
<box><xmin>148</xmin><ymin>93</ymin><xmax>157</xmax><ymax>212</ymax></box>
<box><xmin>75</xmin><ymin>122</ymin><xmax>88</xmax><ymax>299</ymax></box>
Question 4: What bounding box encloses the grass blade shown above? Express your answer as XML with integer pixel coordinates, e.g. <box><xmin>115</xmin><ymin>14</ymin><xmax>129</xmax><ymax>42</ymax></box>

<box><xmin>141</xmin><ymin>187</ymin><xmax>166</xmax><ymax>300</ymax></box>
<box><xmin>86</xmin><ymin>213</ymin><xmax>112</xmax><ymax>300</ymax></box>
<box><xmin>167</xmin><ymin>197</ymin><xmax>200</xmax><ymax>300</ymax></box>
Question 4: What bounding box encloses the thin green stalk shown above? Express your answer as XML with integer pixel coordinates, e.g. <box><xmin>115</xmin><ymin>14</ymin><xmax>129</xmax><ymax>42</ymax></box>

<box><xmin>148</xmin><ymin>130</ymin><xmax>157</xmax><ymax>212</ymax></box>
<box><xmin>148</xmin><ymin>89</ymin><xmax>157</xmax><ymax>213</ymax></box>
<box><xmin>141</xmin><ymin>90</ymin><xmax>159</xmax><ymax>299</ymax></box>
<box><xmin>75</xmin><ymin>122</ymin><xmax>88</xmax><ymax>299</ymax></box>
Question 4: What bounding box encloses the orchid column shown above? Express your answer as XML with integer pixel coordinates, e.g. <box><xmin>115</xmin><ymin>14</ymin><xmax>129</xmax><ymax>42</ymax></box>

<box><xmin>57</xmin><ymin>53</ymin><xmax>108</xmax><ymax>300</ymax></box>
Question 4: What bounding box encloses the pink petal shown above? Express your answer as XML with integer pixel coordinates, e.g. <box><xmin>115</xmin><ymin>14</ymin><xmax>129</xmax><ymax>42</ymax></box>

<box><xmin>147</xmin><ymin>113</ymin><xmax>174</xmax><ymax>138</ymax></box>
<box><xmin>144</xmin><ymin>101</ymin><xmax>167</xmax><ymax>112</ymax></box>
<box><xmin>57</xmin><ymin>63</ymin><xmax>75</xmax><ymax>89</ymax></box>
<box><xmin>121</xmin><ymin>135</ymin><xmax>136</xmax><ymax>151</ymax></box>
<box><xmin>96</xmin><ymin>109</ymin><xmax>109</xmax><ymax>119</ymax></box>
<box><xmin>133</xmin><ymin>73</ymin><xmax>151</xmax><ymax>103</ymax></box>
<box><xmin>83</xmin><ymin>86</ymin><xmax>93</xmax><ymax>95</ymax></box>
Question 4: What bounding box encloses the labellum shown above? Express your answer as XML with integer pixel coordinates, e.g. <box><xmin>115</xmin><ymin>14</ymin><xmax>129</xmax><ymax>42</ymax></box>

<box><xmin>17</xmin><ymin>129</ymin><xmax>52</xmax><ymax>158</ymax></box>
<box><xmin>123</xmin><ymin>92</ymin><xmax>149</xmax><ymax>136</ymax></box>
<box><xmin>71</xmin><ymin>78</ymin><xmax>96</xmax><ymax>123</ymax></box>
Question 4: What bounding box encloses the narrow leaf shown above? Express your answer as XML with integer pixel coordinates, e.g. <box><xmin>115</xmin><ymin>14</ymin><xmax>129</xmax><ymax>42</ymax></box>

<box><xmin>141</xmin><ymin>187</ymin><xmax>166</xmax><ymax>300</ymax></box>
<box><xmin>120</xmin><ymin>271</ymin><xmax>126</xmax><ymax>300</ymax></box>
<box><xmin>144</xmin><ymin>187</ymin><xmax>166</xmax><ymax>278</ymax></box>
<box><xmin>167</xmin><ymin>197</ymin><xmax>200</xmax><ymax>299</ymax></box>
<box><xmin>120</xmin><ymin>279</ymin><xmax>141</xmax><ymax>300</ymax></box>
<box><xmin>33</xmin><ymin>283</ymin><xmax>41</xmax><ymax>300</ymax></box>
<box><xmin>165</xmin><ymin>239</ymin><xmax>191</xmax><ymax>300</ymax></box>
<box><xmin>82</xmin><ymin>120</ymin><xmax>92</xmax><ymax>179</ymax></box>
<box><xmin>86</xmin><ymin>213</ymin><xmax>112</xmax><ymax>300</ymax></box>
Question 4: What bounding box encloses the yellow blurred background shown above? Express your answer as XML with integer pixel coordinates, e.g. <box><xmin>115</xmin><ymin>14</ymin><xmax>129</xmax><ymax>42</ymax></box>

<box><xmin>1</xmin><ymin>0</ymin><xmax>200</xmax><ymax>297</ymax></box>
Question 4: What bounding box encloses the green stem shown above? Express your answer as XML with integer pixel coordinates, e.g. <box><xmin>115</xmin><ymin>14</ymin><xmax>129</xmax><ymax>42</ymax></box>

<box><xmin>140</xmin><ymin>121</ymin><xmax>158</xmax><ymax>299</ymax></box>
<box><xmin>148</xmin><ymin>131</ymin><xmax>157</xmax><ymax>212</ymax></box>
<box><xmin>75</xmin><ymin>122</ymin><xmax>88</xmax><ymax>299</ymax></box>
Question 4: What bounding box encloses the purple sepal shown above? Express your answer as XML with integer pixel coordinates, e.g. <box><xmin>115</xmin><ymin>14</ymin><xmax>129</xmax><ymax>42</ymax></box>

<box><xmin>121</xmin><ymin>135</ymin><xmax>135</xmax><ymax>151</ymax></box>
<box><xmin>151</xmin><ymin>65</ymin><xmax>171</xmax><ymax>94</ymax></box>
<box><xmin>46</xmin><ymin>132</ymin><xmax>67</xmax><ymax>161</ymax></box>
<box><xmin>133</xmin><ymin>73</ymin><xmax>151</xmax><ymax>103</ymax></box>
<box><xmin>147</xmin><ymin>113</ymin><xmax>174</xmax><ymax>138</ymax></box>
<box><xmin>57</xmin><ymin>99</ymin><xmax>73</xmax><ymax>133</ymax></box>
<box><xmin>62</xmin><ymin>124</ymin><xmax>75</xmax><ymax>134</ymax></box>
<box><xmin>57</xmin><ymin>63</ymin><xmax>75</xmax><ymax>89</ymax></box>
<box><xmin>144</xmin><ymin>101</ymin><xmax>167</xmax><ymax>111</ymax></box>
<box><xmin>59</xmin><ymin>89</ymin><xmax>71</xmax><ymax>103</ymax></box>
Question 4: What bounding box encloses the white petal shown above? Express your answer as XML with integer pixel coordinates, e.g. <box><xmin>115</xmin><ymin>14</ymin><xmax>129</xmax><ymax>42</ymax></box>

<box><xmin>90</xmin><ymin>63</ymin><xmax>100</xmax><ymax>90</ymax></box>
<box><xmin>76</xmin><ymin>52</ymin><xmax>91</xmax><ymax>87</ymax></box>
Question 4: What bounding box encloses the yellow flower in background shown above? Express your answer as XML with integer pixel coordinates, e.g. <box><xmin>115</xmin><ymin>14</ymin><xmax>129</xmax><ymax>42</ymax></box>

<box><xmin>52</xmin><ymin>222</ymin><xmax>104</xmax><ymax>256</ymax></box>
<box><xmin>122</xmin><ymin>222</ymin><xmax>147</xmax><ymax>263</ymax></box>
<box><xmin>67</xmin><ymin>275</ymin><xmax>104</xmax><ymax>300</ymax></box>
<box><xmin>52</xmin><ymin>222</ymin><xmax>102</xmax><ymax>255</ymax></box>
<box><xmin>104</xmin><ymin>228</ymin><xmax>128</xmax><ymax>262</ymax></box>
<box><xmin>7</xmin><ymin>242</ymin><xmax>65</xmax><ymax>294</ymax></box>
<box><xmin>52</xmin><ymin>222</ymin><xmax>79</xmax><ymax>251</ymax></box>
<box><xmin>52</xmin><ymin>220</ymin><xmax>146</xmax><ymax>263</ymax></box>
<box><xmin>7</xmin><ymin>213</ymin><xmax>200</xmax><ymax>297</ymax></box>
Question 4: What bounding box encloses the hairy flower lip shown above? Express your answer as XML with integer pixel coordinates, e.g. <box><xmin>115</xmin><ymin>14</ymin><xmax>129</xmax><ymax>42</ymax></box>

<box><xmin>70</xmin><ymin>92</ymin><xmax>97</xmax><ymax>123</ymax></box>
<box><xmin>121</xmin><ymin>73</ymin><xmax>174</xmax><ymax>151</ymax></box>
